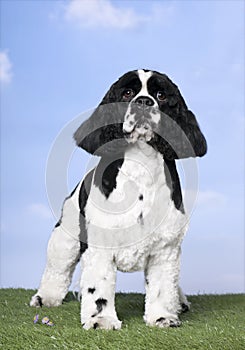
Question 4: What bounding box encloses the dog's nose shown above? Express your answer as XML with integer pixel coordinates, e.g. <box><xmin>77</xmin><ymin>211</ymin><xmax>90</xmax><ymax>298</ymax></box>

<box><xmin>134</xmin><ymin>96</ymin><xmax>154</xmax><ymax>107</ymax></box>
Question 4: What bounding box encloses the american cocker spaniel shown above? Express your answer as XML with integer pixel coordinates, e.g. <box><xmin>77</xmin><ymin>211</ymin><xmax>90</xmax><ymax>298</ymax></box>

<box><xmin>31</xmin><ymin>69</ymin><xmax>207</xmax><ymax>329</ymax></box>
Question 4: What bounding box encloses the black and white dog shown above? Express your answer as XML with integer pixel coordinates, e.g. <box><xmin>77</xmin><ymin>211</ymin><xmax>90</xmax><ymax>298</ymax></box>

<box><xmin>30</xmin><ymin>69</ymin><xmax>207</xmax><ymax>329</ymax></box>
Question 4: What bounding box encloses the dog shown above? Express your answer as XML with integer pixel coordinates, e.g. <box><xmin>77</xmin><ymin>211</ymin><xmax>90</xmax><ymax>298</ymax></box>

<box><xmin>30</xmin><ymin>69</ymin><xmax>207</xmax><ymax>329</ymax></box>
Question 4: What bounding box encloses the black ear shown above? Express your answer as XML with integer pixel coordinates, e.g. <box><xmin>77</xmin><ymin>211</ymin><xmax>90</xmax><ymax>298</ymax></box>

<box><xmin>166</xmin><ymin>77</ymin><xmax>207</xmax><ymax>158</ymax></box>
<box><xmin>156</xmin><ymin>109</ymin><xmax>207</xmax><ymax>160</ymax></box>
<box><xmin>74</xmin><ymin>94</ymin><xmax>128</xmax><ymax>156</ymax></box>
<box><xmin>149</xmin><ymin>76</ymin><xmax>207</xmax><ymax>160</ymax></box>
<box><xmin>73</xmin><ymin>106</ymin><xmax>105</xmax><ymax>155</ymax></box>
<box><xmin>149</xmin><ymin>109</ymin><xmax>207</xmax><ymax>160</ymax></box>
<box><xmin>178</xmin><ymin>110</ymin><xmax>207</xmax><ymax>158</ymax></box>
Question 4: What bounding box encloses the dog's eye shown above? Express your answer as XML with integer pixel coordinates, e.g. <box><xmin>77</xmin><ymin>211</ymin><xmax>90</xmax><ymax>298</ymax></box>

<box><xmin>156</xmin><ymin>91</ymin><xmax>166</xmax><ymax>101</ymax></box>
<box><xmin>123</xmin><ymin>89</ymin><xmax>135</xmax><ymax>100</ymax></box>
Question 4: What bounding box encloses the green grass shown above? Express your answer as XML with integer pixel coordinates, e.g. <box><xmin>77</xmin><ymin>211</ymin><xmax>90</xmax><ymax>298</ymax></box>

<box><xmin>0</xmin><ymin>289</ymin><xmax>244</xmax><ymax>350</ymax></box>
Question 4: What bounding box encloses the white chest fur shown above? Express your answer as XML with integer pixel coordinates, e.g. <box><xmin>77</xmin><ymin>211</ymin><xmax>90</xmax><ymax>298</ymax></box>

<box><xmin>85</xmin><ymin>142</ymin><xmax>187</xmax><ymax>272</ymax></box>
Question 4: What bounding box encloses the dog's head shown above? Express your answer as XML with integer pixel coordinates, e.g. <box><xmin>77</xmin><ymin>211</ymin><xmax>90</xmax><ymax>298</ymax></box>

<box><xmin>74</xmin><ymin>69</ymin><xmax>207</xmax><ymax>159</ymax></box>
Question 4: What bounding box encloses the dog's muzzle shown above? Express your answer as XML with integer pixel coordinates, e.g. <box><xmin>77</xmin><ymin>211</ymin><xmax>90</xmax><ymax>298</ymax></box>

<box><xmin>123</xmin><ymin>96</ymin><xmax>159</xmax><ymax>143</ymax></box>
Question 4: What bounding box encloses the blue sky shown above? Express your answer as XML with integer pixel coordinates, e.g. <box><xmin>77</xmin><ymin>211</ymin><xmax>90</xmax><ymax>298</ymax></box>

<box><xmin>1</xmin><ymin>0</ymin><xmax>244</xmax><ymax>294</ymax></box>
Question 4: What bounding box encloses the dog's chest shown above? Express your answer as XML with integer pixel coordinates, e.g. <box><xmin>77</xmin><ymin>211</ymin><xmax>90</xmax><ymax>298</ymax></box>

<box><xmin>85</xmin><ymin>143</ymin><xmax>185</xmax><ymax>271</ymax></box>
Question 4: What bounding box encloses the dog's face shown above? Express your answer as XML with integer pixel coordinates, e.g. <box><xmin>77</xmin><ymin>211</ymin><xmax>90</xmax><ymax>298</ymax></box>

<box><xmin>74</xmin><ymin>69</ymin><xmax>207</xmax><ymax>159</ymax></box>
<box><xmin>120</xmin><ymin>70</ymin><xmax>162</xmax><ymax>143</ymax></box>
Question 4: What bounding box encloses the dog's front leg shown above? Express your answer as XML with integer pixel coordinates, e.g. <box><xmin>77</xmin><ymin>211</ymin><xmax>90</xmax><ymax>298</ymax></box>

<box><xmin>30</xmin><ymin>225</ymin><xmax>81</xmax><ymax>307</ymax></box>
<box><xmin>144</xmin><ymin>245</ymin><xmax>182</xmax><ymax>328</ymax></box>
<box><xmin>80</xmin><ymin>249</ymin><xmax>121</xmax><ymax>330</ymax></box>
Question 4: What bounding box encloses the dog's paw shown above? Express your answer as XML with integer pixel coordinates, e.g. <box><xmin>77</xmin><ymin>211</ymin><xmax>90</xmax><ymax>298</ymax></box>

<box><xmin>30</xmin><ymin>294</ymin><xmax>43</xmax><ymax>307</ymax></box>
<box><xmin>30</xmin><ymin>293</ymin><xmax>62</xmax><ymax>307</ymax></box>
<box><xmin>82</xmin><ymin>316</ymin><xmax>122</xmax><ymax>330</ymax></box>
<box><xmin>155</xmin><ymin>317</ymin><xmax>181</xmax><ymax>328</ymax></box>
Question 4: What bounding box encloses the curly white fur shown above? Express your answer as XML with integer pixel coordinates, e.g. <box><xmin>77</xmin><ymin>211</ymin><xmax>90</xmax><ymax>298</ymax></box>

<box><xmin>31</xmin><ymin>143</ymin><xmax>189</xmax><ymax>329</ymax></box>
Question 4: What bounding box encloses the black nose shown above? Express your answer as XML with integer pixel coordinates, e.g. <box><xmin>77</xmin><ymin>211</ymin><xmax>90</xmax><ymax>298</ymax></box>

<box><xmin>134</xmin><ymin>96</ymin><xmax>154</xmax><ymax>107</ymax></box>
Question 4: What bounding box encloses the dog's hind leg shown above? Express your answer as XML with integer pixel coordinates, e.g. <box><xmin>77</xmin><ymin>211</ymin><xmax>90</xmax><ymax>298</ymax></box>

<box><xmin>30</xmin><ymin>186</ymin><xmax>82</xmax><ymax>307</ymax></box>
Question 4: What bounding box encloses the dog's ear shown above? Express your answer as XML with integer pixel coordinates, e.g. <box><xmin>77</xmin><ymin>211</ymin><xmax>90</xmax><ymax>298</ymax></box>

<box><xmin>181</xmin><ymin>110</ymin><xmax>207</xmax><ymax>158</ymax></box>
<box><xmin>167</xmin><ymin>77</ymin><xmax>207</xmax><ymax>159</ymax></box>
<box><xmin>170</xmin><ymin>107</ymin><xmax>207</xmax><ymax>159</ymax></box>
<box><xmin>154</xmin><ymin>77</ymin><xmax>207</xmax><ymax>159</ymax></box>
<box><xmin>74</xmin><ymin>85</ymin><xmax>127</xmax><ymax>156</ymax></box>
<box><xmin>73</xmin><ymin>106</ymin><xmax>105</xmax><ymax>155</ymax></box>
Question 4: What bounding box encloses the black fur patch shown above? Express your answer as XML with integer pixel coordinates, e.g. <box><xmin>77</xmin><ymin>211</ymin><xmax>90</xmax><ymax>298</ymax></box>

<box><xmin>181</xmin><ymin>303</ymin><xmax>190</xmax><ymax>313</ymax></box>
<box><xmin>147</xmin><ymin>72</ymin><xmax>207</xmax><ymax>159</ymax></box>
<box><xmin>79</xmin><ymin>169</ymin><xmax>94</xmax><ymax>253</ymax></box>
<box><xmin>88</xmin><ymin>288</ymin><xmax>96</xmax><ymax>294</ymax></box>
<box><xmin>54</xmin><ymin>220</ymin><xmax>61</xmax><ymax>228</ymax></box>
<box><xmin>137</xmin><ymin>212</ymin><xmax>144</xmax><ymax>225</ymax></box>
<box><xmin>95</xmin><ymin>298</ymin><xmax>108</xmax><ymax>314</ymax></box>
<box><xmin>94</xmin><ymin>157</ymin><xmax>124</xmax><ymax>198</ymax></box>
<box><xmin>156</xmin><ymin>317</ymin><xmax>180</xmax><ymax>328</ymax></box>
<box><xmin>164</xmin><ymin>159</ymin><xmax>184</xmax><ymax>213</ymax></box>
<box><xmin>36</xmin><ymin>295</ymin><xmax>43</xmax><ymax>307</ymax></box>
<box><xmin>80</xmin><ymin>242</ymin><xmax>88</xmax><ymax>255</ymax></box>
<box><xmin>139</xmin><ymin>194</ymin><xmax>143</xmax><ymax>201</ymax></box>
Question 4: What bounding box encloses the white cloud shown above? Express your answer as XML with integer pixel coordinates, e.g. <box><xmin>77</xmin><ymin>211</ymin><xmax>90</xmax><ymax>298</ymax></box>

<box><xmin>64</xmin><ymin>0</ymin><xmax>148</xmax><ymax>29</ymax></box>
<box><xmin>28</xmin><ymin>203</ymin><xmax>53</xmax><ymax>220</ymax></box>
<box><xmin>0</xmin><ymin>50</ymin><xmax>13</xmax><ymax>84</ymax></box>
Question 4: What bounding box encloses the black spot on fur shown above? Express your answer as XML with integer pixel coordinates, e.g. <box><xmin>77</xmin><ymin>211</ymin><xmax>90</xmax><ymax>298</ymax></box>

<box><xmin>169</xmin><ymin>320</ymin><xmax>180</xmax><ymax>328</ymax></box>
<box><xmin>54</xmin><ymin>220</ymin><xmax>61</xmax><ymax>228</ymax></box>
<box><xmin>137</xmin><ymin>212</ymin><xmax>144</xmax><ymax>225</ymax></box>
<box><xmin>36</xmin><ymin>296</ymin><xmax>43</xmax><ymax>307</ymax></box>
<box><xmin>139</xmin><ymin>194</ymin><xmax>143</xmax><ymax>201</ymax></box>
<box><xmin>94</xmin><ymin>157</ymin><xmax>124</xmax><ymax>198</ymax></box>
<box><xmin>156</xmin><ymin>317</ymin><xmax>180</xmax><ymax>328</ymax></box>
<box><xmin>93</xmin><ymin>322</ymin><xmax>99</xmax><ymax>329</ymax></box>
<box><xmin>95</xmin><ymin>298</ymin><xmax>108</xmax><ymax>314</ymax></box>
<box><xmin>88</xmin><ymin>288</ymin><xmax>96</xmax><ymax>294</ymax></box>
<box><xmin>181</xmin><ymin>303</ymin><xmax>190</xmax><ymax>313</ymax></box>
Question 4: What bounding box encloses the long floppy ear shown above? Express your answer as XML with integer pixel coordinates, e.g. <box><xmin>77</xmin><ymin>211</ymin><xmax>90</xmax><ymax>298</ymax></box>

<box><xmin>173</xmin><ymin>109</ymin><xmax>207</xmax><ymax>159</ymax></box>
<box><xmin>167</xmin><ymin>77</ymin><xmax>207</xmax><ymax>159</ymax></box>
<box><xmin>149</xmin><ymin>76</ymin><xmax>207</xmax><ymax>160</ymax></box>
<box><xmin>74</xmin><ymin>87</ymin><xmax>127</xmax><ymax>156</ymax></box>
<box><xmin>73</xmin><ymin>106</ymin><xmax>105</xmax><ymax>155</ymax></box>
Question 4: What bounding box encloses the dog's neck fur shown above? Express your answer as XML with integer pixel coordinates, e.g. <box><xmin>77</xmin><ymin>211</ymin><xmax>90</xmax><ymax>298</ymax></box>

<box><xmin>85</xmin><ymin>142</ymin><xmax>185</xmax><ymax>255</ymax></box>
<box><xmin>93</xmin><ymin>142</ymin><xmax>184</xmax><ymax>213</ymax></box>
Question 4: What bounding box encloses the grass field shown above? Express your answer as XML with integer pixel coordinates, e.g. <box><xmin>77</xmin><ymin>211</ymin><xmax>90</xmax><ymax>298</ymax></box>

<box><xmin>0</xmin><ymin>289</ymin><xmax>244</xmax><ymax>350</ymax></box>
